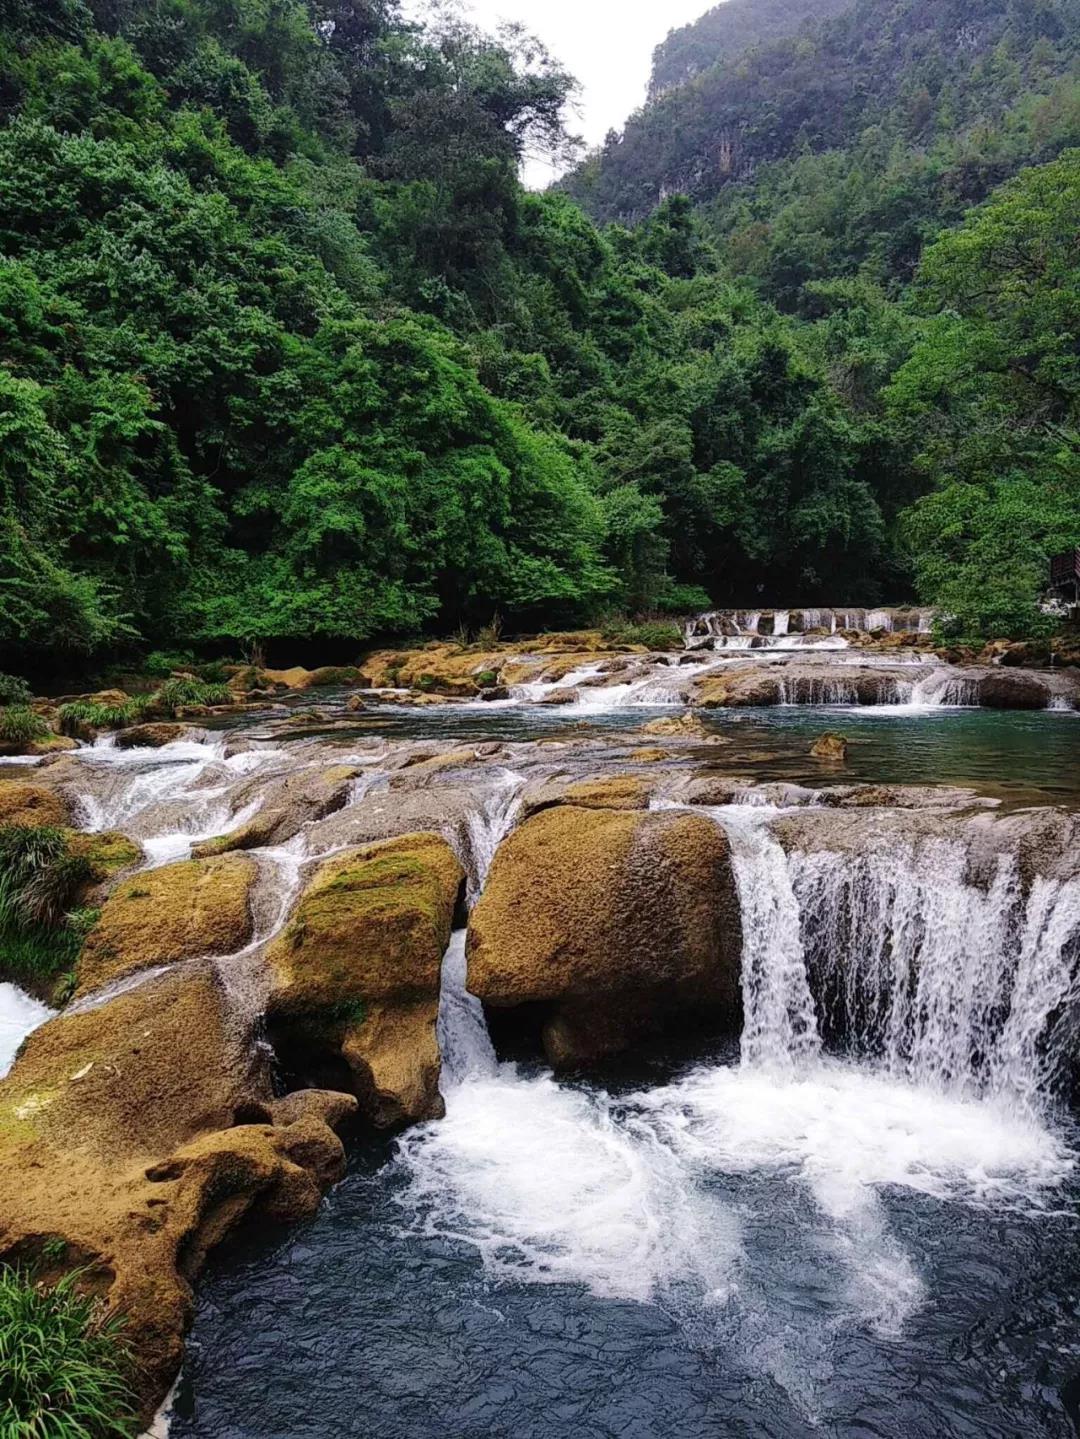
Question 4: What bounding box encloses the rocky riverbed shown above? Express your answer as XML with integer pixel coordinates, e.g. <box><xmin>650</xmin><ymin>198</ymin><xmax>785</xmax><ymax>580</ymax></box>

<box><xmin>0</xmin><ymin>624</ymin><xmax>1079</xmax><ymax>1425</ymax></box>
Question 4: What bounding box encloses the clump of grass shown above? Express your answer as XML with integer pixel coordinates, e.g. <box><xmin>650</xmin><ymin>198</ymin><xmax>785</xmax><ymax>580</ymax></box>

<box><xmin>599</xmin><ymin>617</ymin><xmax>684</xmax><ymax>650</ymax></box>
<box><xmin>0</xmin><ymin>707</ymin><xmax>51</xmax><ymax>747</ymax></box>
<box><xmin>56</xmin><ymin>699</ymin><xmax>147</xmax><ymax>738</ymax></box>
<box><xmin>475</xmin><ymin>613</ymin><xmax>503</xmax><ymax>647</ymax></box>
<box><xmin>0</xmin><ymin>674</ymin><xmax>33</xmax><ymax>707</ymax></box>
<box><xmin>150</xmin><ymin>677</ymin><xmax>231</xmax><ymax>714</ymax></box>
<box><xmin>0</xmin><ymin>828</ymin><xmax>95</xmax><ymax>990</ymax></box>
<box><xmin>0</xmin><ymin>1265</ymin><xmax>136</xmax><ymax>1438</ymax></box>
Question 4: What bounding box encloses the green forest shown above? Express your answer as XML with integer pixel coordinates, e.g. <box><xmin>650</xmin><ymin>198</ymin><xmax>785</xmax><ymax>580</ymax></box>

<box><xmin>1</xmin><ymin>0</ymin><xmax>1078</xmax><ymax>676</ymax></box>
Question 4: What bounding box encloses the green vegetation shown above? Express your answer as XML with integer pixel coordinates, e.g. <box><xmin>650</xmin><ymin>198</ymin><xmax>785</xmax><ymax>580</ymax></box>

<box><xmin>56</xmin><ymin>701</ymin><xmax>144</xmax><ymax>737</ymax></box>
<box><xmin>0</xmin><ymin>1265</ymin><xmax>136</xmax><ymax>1438</ymax></box>
<box><xmin>0</xmin><ymin>826</ymin><xmax>94</xmax><ymax>988</ymax></box>
<box><xmin>0</xmin><ymin>708</ymin><xmax>50</xmax><ymax>747</ymax></box>
<box><xmin>0</xmin><ymin>676</ymin><xmax>33</xmax><ymax>707</ymax></box>
<box><xmin>0</xmin><ymin>0</ymin><xmax>1075</xmax><ymax>656</ymax></box>
<box><xmin>150</xmin><ymin>678</ymin><xmax>231</xmax><ymax>713</ymax></box>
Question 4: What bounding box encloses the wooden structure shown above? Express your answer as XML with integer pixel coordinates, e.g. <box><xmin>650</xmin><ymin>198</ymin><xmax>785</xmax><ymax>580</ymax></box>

<box><xmin>1050</xmin><ymin>548</ymin><xmax>1080</xmax><ymax>603</ymax></box>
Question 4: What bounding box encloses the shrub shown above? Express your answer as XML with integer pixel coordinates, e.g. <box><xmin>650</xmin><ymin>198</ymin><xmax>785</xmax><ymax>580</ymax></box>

<box><xmin>0</xmin><ymin>674</ymin><xmax>33</xmax><ymax>707</ymax></box>
<box><xmin>0</xmin><ymin>1265</ymin><xmax>136</xmax><ymax>1438</ymax></box>
<box><xmin>476</xmin><ymin>613</ymin><xmax>503</xmax><ymax>646</ymax></box>
<box><xmin>195</xmin><ymin>660</ymin><xmax>231</xmax><ymax>684</ymax></box>
<box><xmin>0</xmin><ymin>707</ymin><xmax>50</xmax><ymax>746</ymax></box>
<box><xmin>142</xmin><ymin>649</ymin><xmax>195</xmax><ymax>678</ymax></box>
<box><xmin>476</xmin><ymin>670</ymin><xmax>498</xmax><ymax>687</ymax></box>
<box><xmin>599</xmin><ymin>618</ymin><xmax>684</xmax><ymax>650</ymax></box>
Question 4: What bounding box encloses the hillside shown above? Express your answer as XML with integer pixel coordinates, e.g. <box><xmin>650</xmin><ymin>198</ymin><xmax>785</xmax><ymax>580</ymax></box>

<box><xmin>565</xmin><ymin>0</ymin><xmax>1080</xmax><ymax>274</ymax></box>
<box><xmin>650</xmin><ymin>0</ymin><xmax>851</xmax><ymax>98</ymax></box>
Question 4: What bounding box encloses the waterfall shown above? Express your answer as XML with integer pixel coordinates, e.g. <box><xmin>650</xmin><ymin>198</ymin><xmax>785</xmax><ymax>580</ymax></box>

<box><xmin>715</xmin><ymin>808</ymin><xmax>820</xmax><ymax>1072</ymax></box>
<box><xmin>713</xmin><ymin>820</ymin><xmax>1080</xmax><ymax>1109</ymax></box>
<box><xmin>0</xmin><ymin>984</ymin><xmax>52</xmax><ymax>1076</ymax></box>
<box><xmin>436</xmin><ymin>930</ymin><xmax>497</xmax><ymax>1088</ymax></box>
<box><xmin>457</xmin><ymin>770</ymin><xmax>525</xmax><ymax>903</ymax></box>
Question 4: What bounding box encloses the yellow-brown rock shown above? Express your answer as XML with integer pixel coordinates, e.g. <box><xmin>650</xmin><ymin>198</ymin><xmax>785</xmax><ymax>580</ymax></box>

<box><xmin>0</xmin><ymin>964</ymin><xmax>351</xmax><ymax>1418</ymax></box>
<box><xmin>630</xmin><ymin>747</ymin><xmax>672</xmax><ymax>762</ymax></box>
<box><xmin>468</xmin><ymin>806</ymin><xmax>741</xmax><ymax>1065</ymax></box>
<box><xmin>76</xmin><ymin>854</ymin><xmax>256</xmax><ymax>996</ymax></box>
<box><xmin>810</xmin><ymin>732</ymin><xmax>848</xmax><ymax>761</ymax></box>
<box><xmin>267</xmin><ymin>832</ymin><xmax>464</xmax><ymax>1126</ymax></box>
<box><xmin>520</xmin><ymin>774</ymin><xmax>653</xmax><ymax>819</ymax></box>
<box><xmin>641</xmin><ymin>711</ymin><xmax>710</xmax><ymax>737</ymax></box>
<box><xmin>115</xmin><ymin>722</ymin><xmax>190</xmax><ymax>749</ymax></box>
<box><xmin>0</xmin><ymin>781</ymin><xmax>71</xmax><ymax>828</ymax></box>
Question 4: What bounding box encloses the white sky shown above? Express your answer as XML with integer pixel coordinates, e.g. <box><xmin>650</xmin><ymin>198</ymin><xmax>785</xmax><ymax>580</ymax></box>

<box><xmin>406</xmin><ymin>0</ymin><xmax>716</xmax><ymax>186</ymax></box>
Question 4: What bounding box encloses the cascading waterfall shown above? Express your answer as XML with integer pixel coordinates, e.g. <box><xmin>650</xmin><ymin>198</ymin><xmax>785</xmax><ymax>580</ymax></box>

<box><xmin>792</xmin><ymin>841</ymin><xmax>1080</xmax><ymax>1101</ymax></box>
<box><xmin>395</xmin><ymin>795</ymin><xmax>1077</xmax><ymax>1419</ymax></box>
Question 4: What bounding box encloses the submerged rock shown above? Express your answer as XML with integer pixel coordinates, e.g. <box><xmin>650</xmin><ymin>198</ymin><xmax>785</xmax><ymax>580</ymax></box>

<box><xmin>76</xmin><ymin>854</ymin><xmax>257</xmax><ymax>997</ymax></box>
<box><xmin>810</xmin><ymin>732</ymin><xmax>848</xmax><ymax>761</ymax></box>
<box><xmin>267</xmin><ymin>832</ymin><xmax>464</xmax><ymax>1127</ymax></box>
<box><xmin>640</xmin><ymin>710</ymin><xmax>710</xmax><ymax>737</ymax></box>
<box><xmin>467</xmin><ymin>805</ymin><xmax>741</xmax><ymax>1065</ymax></box>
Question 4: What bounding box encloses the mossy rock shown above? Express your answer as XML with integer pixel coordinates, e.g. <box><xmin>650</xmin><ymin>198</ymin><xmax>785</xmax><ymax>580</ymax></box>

<box><xmin>69</xmin><ymin>830</ymin><xmax>142</xmax><ymax>878</ymax></box>
<box><xmin>268</xmin><ymin>832</ymin><xmax>463</xmax><ymax>1126</ymax></box>
<box><xmin>0</xmin><ymin>782</ymin><xmax>71</xmax><ymax>829</ymax></box>
<box><xmin>76</xmin><ymin>854</ymin><xmax>256</xmax><ymax>996</ymax></box>
<box><xmin>268</xmin><ymin>832</ymin><xmax>463</xmax><ymax>1013</ymax></box>
<box><xmin>467</xmin><ymin>805</ymin><xmax>742</xmax><ymax>1066</ymax></box>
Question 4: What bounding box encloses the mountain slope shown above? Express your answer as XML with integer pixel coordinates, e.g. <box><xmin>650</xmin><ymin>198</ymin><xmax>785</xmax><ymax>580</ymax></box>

<box><xmin>565</xmin><ymin>0</ymin><xmax>1080</xmax><ymax>253</ymax></box>
<box><xmin>650</xmin><ymin>0</ymin><xmax>851</xmax><ymax>98</ymax></box>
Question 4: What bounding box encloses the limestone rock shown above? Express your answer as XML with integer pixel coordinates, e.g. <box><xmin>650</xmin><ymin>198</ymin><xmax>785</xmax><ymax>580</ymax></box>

<box><xmin>0</xmin><ymin>964</ymin><xmax>348</xmax><ymax>1418</ymax></box>
<box><xmin>115</xmin><ymin>723</ymin><xmax>190</xmax><ymax>749</ymax></box>
<box><xmin>76</xmin><ymin>854</ymin><xmax>256</xmax><ymax>996</ymax></box>
<box><xmin>520</xmin><ymin>774</ymin><xmax>653</xmax><ymax>819</ymax></box>
<box><xmin>192</xmin><ymin>764</ymin><xmax>360</xmax><ymax>856</ymax></box>
<box><xmin>0</xmin><ymin>781</ymin><xmax>71</xmax><ymax>828</ymax></box>
<box><xmin>641</xmin><ymin>710</ymin><xmax>709</xmax><ymax>737</ymax></box>
<box><xmin>976</xmin><ymin>671</ymin><xmax>1051</xmax><ymax>709</ymax></box>
<box><xmin>267</xmin><ymin>832</ymin><xmax>464</xmax><ymax>1126</ymax></box>
<box><xmin>467</xmin><ymin>805</ymin><xmax>741</xmax><ymax>1064</ymax></box>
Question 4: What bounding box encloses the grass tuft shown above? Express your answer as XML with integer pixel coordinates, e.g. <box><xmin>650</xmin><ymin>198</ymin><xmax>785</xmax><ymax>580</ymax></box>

<box><xmin>0</xmin><ymin>1265</ymin><xmax>136</xmax><ymax>1438</ymax></box>
<box><xmin>0</xmin><ymin>708</ymin><xmax>50</xmax><ymax>746</ymax></box>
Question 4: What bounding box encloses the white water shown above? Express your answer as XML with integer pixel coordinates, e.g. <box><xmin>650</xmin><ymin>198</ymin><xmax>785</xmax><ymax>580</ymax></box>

<box><xmin>684</xmin><ymin>606</ymin><xmax>935</xmax><ymax>653</ymax></box>
<box><xmin>0</xmin><ymin>984</ymin><xmax>52</xmax><ymax>1075</ymax></box>
<box><xmin>394</xmin><ymin>800</ymin><xmax>1075</xmax><ymax>1415</ymax></box>
<box><xmin>395</xmin><ymin>798</ymin><xmax>1079</xmax><ymax>1415</ymax></box>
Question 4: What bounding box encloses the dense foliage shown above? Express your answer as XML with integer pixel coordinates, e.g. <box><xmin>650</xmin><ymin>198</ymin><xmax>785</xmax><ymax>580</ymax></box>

<box><xmin>0</xmin><ymin>0</ymin><xmax>1076</xmax><ymax>661</ymax></box>
<box><xmin>0</xmin><ymin>1265</ymin><xmax>135</xmax><ymax>1437</ymax></box>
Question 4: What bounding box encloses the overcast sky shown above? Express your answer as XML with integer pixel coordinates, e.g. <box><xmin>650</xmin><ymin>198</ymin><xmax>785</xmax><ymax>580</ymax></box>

<box><xmin>406</xmin><ymin>0</ymin><xmax>715</xmax><ymax>186</ymax></box>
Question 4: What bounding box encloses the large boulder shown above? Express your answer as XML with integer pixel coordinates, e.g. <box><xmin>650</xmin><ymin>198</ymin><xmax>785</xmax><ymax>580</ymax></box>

<box><xmin>467</xmin><ymin>806</ymin><xmax>742</xmax><ymax>1065</ymax></box>
<box><xmin>267</xmin><ymin>832</ymin><xmax>464</xmax><ymax>1126</ymax></box>
<box><xmin>76</xmin><ymin>854</ymin><xmax>257</xmax><ymax>996</ymax></box>
<box><xmin>0</xmin><ymin>964</ymin><xmax>353</xmax><ymax>1418</ymax></box>
<box><xmin>976</xmin><ymin>670</ymin><xmax>1052</xmax><ymax>709</ymax></box>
